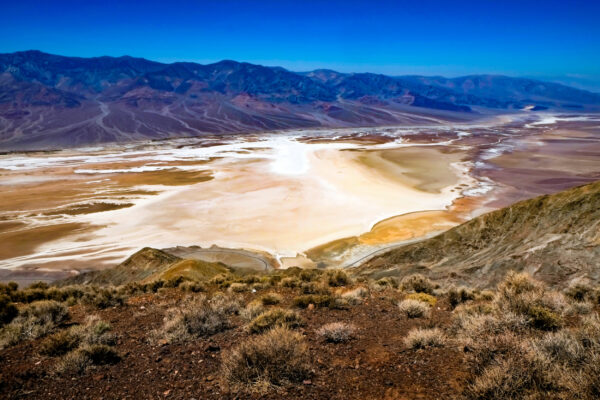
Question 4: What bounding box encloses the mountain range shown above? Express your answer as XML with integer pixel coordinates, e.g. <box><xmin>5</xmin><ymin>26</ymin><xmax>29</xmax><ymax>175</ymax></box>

<box><xmin>1</xmin><ymin>50</ymin><xmax>600</xmax><ymax>150</ymax></box>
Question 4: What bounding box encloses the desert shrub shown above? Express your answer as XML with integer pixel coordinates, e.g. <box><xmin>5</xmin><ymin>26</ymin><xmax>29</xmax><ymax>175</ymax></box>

<box><xmin>496</xmin><ymin>272</ymin><xmax>541</xmax><ymax>301</ymax></box>
<box><xmin>241</xmin><ymin>275</ymin><xmax>261</xmax><ymax>285</ymax></box>
<box><xmin>534</xmin><ymin>330</ymin><xmax>586</xmax><ymax>366</ymax></box>
<box><xmin>299</xmin><ymin>269</ymin><xmax>321</xmax><ymax>282</ymax></box>
<box><xmin>162</xmin><ymin>276</ymin><xmax>186</xmax><ymax>288</ymax></box>
<box><xmin>464</xmin><ymin>352</ymin><xmax>556</xmax><ymax>400</ymax></box>
<box><xmin>527</xmin><ymin>305</ymin><xmax>562</xmax><ymax>331</ymax></box>
<box><xmin>453</xmin><ymin>303</ymin><xmax>494</xmax><ymax>317</ymax></box>
<box><xmin>342</xmin><ymin>287</ymin><xmax>368</xmax><ymax>305</ymax></box>
<box><xmin>0</xmin><ymin>281</ymin><xmax>18</xmax><ymax>296</ymax></box>
<box><xmin>399</xmin><ymin>274</ymin><xmax>434</xmax><ymax>294</ymax></box>
<box><xmin>447</xmin><ymin>286</ymin><xmax>476</xmax><ymax>308</ymax></box>
<box><xmin>0</xmin><ymin>300</ymin><xmax>69</xmax><ymax>348</ymax></box>
<box><xmin>55</xmin><ymin>343</ymin><xmax>120</xmax><ymax>375</ymax></box>
<box><xmin>40</xmin><ymin>316</ymin><xmax>114</xmax><ymax>357</ymax></box>
<box><xmin>40</xmin><ymin>329</ymin><xmax>81</xmax><ymax>356</ymax></box>
<box><xmin>222</xmin><ymin>327</ymin><xmax>310</xmax><ymax>392</ymax></box>
<box><xmin>398</xmin><ymin>299</ymin><xmax>430</xmax><ymax>318</ymax></box>
<box><xmin>54</xmin><ymin>349</ymin><xmax>92</xmax><ymax>375</ymax></box>
<box><xmin>179</xmin><ymin>281</ymin><xmax>206</xmax><ymax>293</ymax></box>
<box><xmin>375</xmin><ymin>277</ymin><xmax>399</xmax><ymax>289</ymax></box>
<box><xmin>280</xmin><ymin>277</ymin><xmax>300</xmax><ymax>288</ymax></box>
<box><xmin>406</xmin><ymin>292</ymin><xmax>437</xmax><ymax>307</ymax></box>
<box><xmin>266</xmin><ymin>274</ymin><xmax>282</xmax><ymax>286</ymax></box>
<box><xmin>247</xmin><ymin>308</ymin><xmax>303</xmax><ymax>334</ymax></box>
<box><xmin>565</xmin><ymin>283</ymin><xmax>593</xmax><ymax>302</ymax></box>
<box><xmin>228</xmin><ymin>283</ymin><xmax>249</xmax><ymax>293</ymax></box>
<box><xmin>260</xmin><ymin>292</ymin><xmax>282</xmax><ymax>306</ymax></box>
<box><xmin>143</xmin><ymin>280</ymin><xmax>165</xmax><ymax>293</ymax></box>
<box><xmin>81</xmin><ymin>344</ymin><xmax>120</xmax><ymax>365</ymax></box>
<box><xmin>404</xmin><ymin>328</ymin><xmax>445</xmax><ymax>349</ymax></box>
<box><xmin>240</xmin><ymin>301</ymin><xmax>265</xmax><ymax>322</ymax></box>
<box><xmin>317</xmin><ymin>322</ymin><xmax>355</xmax><ymax>343</ymax></box>
<box><xmin>476</xmin><ymin>290</ymin><xmax>495</xmax><ymax>301</ymax></box>
<box><xmin>325</xmin><ymin>270</ymin><xmax>350</xmax><ymax>287</ymax></box>
<box><xmin>251</xmin><ymin>282</ymin><xmax>268</xmax><ymax>291</ymax></box>
<box><xmin>0</xmin><ymin>294</ymin><xmax>18</xmax><ymax>326</ymax></box>
<box><xmin>154</xmin><ymin>296</ymin><xmax>236</xmax><ymax>343</ymax></box>
<box><xmin>210</xmin><ymin>293</ymin><xmax>240</xmax><ymax>315</ymax></box>
<box><xmin>293</xmin><ymin>294</ymin><xmax>346</xmax><ymax>309</ymax></box>
<box><xmin>210</xmin><ymin>274</ymin><xmax>234</xmax><ymax>288</ymax></box>
<box><xmin>83</xmin><ymin>288</ymin><xmax>126</xmax><ymax>309</ymax></box>
<box><xmin>568</xmin><ymin>301</ymin><xmax>594</xmax><ymax>316</ymax></box>
<box><xmin>300</xmin><ymin>282</ymin><xmax>330</xmax><ymax>295</ymax></box>
<box><xmin>29</xmin><ymin>281</ymin><xmax>49</xmax><ymax>290</ymax></box>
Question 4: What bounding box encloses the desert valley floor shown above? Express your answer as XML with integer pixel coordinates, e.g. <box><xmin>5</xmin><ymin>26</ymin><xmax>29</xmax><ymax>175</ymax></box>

<box><xmin>1</xmin><ymin>113</ymin><xmax>599</xmax><ymax>284</ymax></box>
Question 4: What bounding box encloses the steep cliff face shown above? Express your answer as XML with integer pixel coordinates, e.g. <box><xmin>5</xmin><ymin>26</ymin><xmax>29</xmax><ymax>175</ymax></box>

<box><xmin>357</xmin><ymin>181</ymin><xmax>600</xmax><ymax>288</ymax></box>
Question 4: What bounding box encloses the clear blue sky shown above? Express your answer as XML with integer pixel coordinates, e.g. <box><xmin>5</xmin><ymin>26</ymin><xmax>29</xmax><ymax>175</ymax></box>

<box><xmin>1</xmin><ymin>0</ymin><xmax>599</xmax><ymax>90</ymax></box>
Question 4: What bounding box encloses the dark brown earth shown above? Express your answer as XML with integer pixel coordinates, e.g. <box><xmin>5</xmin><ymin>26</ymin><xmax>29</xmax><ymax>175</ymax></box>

<box><xmin>0</xmin><ymin>288</ymin><xmax>467</xmax><ymax>400</ymax></box>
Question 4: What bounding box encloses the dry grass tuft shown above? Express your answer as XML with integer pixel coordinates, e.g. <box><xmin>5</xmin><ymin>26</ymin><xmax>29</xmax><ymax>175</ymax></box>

<box><xmin>222</xmin><ymin>327</ymin><xmax>311</xmax><ymax>393</ymax></box>
<box><xmin>399</xmin><ymin>274</ymin><xmax>435</xmax><ymax>294</ymax></box>
<box><xmin>153</xmin><ymin>295</ymin><xmax>238</xmax><ymax>343</ymax></box>
<box><xmin>317</xmin><ymin>322</ymin><xmax>356</xmax><ymax>343</ymax></box>
<box><xmin>406</xmin><ymin>292</ymin><xmax>437</xmax><ymax>307</ymax></box>
<box><xmin>398</xmin><ymin>299</ymin><xmax>430</xmax><ymax>318</ymax></box>
<box><xmin>246</xmin><ymin>308</ymin><xmax>303</xmax><ymax>334</ymax></box>
<box><xmin>260</xmin><ymin>292</ymin><xmax>282</xmax><ymax>306</ymax></box>
<box><xmin>404</xmin><ymin>328</ymin><xmax>445</xmax><ymax>349</ymax></box>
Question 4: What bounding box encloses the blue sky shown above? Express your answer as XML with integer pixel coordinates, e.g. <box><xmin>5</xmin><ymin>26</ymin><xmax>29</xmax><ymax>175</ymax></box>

<box><xmin>2</xmin><ymin>0</ymin><xmax>600</xmax><ymax>90</ymax></box>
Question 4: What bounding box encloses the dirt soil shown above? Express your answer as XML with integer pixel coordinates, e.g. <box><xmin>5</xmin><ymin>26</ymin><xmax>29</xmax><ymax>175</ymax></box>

<box><xmin>0</xmin><ymin>287</ymin><xmax>469</xmax><ymax>399</ymax></box>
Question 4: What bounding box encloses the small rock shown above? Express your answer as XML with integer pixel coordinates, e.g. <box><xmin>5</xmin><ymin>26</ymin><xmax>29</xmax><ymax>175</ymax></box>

<box><xmin>307</xmin><ymin>304</ymin><xmax>315</xmax><ymax>311</ymax></box>
<box><xmin>206</xmin><ymin>375</ymin><xmax>214</xmax><ymax>382</ymax></box>
<box><xmin>163</xmin><ymin>389</ymin><xmax>171</xmax><ymax>396</ymax></box>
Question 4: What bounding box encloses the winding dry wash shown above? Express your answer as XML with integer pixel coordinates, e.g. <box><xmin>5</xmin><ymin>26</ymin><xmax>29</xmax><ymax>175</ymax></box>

<box><xmin>1</xmin><ymin>113</ymin><xmax>599</xmax><ymax>283</ymax></box>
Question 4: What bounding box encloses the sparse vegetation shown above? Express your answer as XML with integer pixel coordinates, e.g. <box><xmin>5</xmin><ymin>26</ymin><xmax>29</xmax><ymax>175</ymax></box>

<box><xmin>222</xmin><ymin>327</ymin><xmax>311</xmax><ymax>392</ymax></box>
<box><xmin>260</xmin><ymin>292</ymin><xmax>282</xmax><ymax>306</ymax></box>
<box><xmin>325</xmin><ymin>270</ymin><xmax>350</xmax><ymax>287</ymax></box>
<box><xmin>246</xmin><ymin>308</ymin><xmax>303</xmax><ymax>334</ymax></box>
<box><xmin>404</xmin><ymin>328</ymin><xmax>445</xmax><ymax>349</ymax></box>
<box><xmin>152</xmin><ymin>295</ymin><xmax>238</xmax><ymax>343</ymax></box>
<box><xmin>317</xmin><ymin>322</ymin><xmax>356</xmax><ymax>343</ymax></box>
<box><xmin>0</xmin><ymin>300</ymin><xmax>69</xmax><ymax>348</ymax></box>
<box><xmin>398</xmin><ymin>299</ymin><xmax>430</xmax><ymax>318</ymax></box>
<box><xmin>405</xmin><ymin>292</ymin><xmax>437</xmax><ymax>307</ymax></box>
<box><xmin>399</xmin><ymin>274</ymin><xmax>435</xmax><ymax>294</ymax></box>
<box><xmin>293</xmin><ymin>294</ymin><xmax>347</xmax><ymax>309</ymax></box>
<box><xmin>0</xmin><ymin>294</ymin><xmax>18</xmax><ymax>326</ymax></box>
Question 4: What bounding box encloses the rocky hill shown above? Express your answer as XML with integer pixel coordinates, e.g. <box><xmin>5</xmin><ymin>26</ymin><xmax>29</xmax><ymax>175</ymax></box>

<box><xmin>357</xmin><ymin>181</ymin><xmax>600</xmax><ymax>288</ymax></box>
<box><xmin>2</xmin><ymin>50</ymin><xmax>600</xmax><ymax>149</ymax></box>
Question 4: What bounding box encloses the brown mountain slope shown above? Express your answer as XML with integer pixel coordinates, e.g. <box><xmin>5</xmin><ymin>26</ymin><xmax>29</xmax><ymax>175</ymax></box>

<box><xmin>356</xmin><ymin>181</ymin><xmax>600</xmax><ymax>288</ymax></box>
<box><xmin>60</xmin><ymin>247</ymin><xmax>233</xmax><ymax>286</ymax></box>
<box><xmin>60</xmin><ymin>247</ymin><xmax>181</xmax><ymax>286</ymax></box>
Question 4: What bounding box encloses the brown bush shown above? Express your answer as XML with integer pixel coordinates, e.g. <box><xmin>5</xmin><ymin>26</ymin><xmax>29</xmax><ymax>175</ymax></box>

<box><xmin>222</xmin><ymin>327</ymin><xmax>311</xmax><ymax>392</ymax></box>
<box><xmin>153</xmin><ymin>295</ymin><xmax>236</xmax><ymax>343</ymax></box>
<box><xmin>404</xmin><ymin>328</ymin><xmax>445</xmax><ymax>349</ymax></box>
<box><xmin>325</xmin><ymin>270</ymin><xmax>350</xmax><ymax>287</ymax></box>
<box><xmin>260</xmin><ymin>292</ymin><xmax>282</xmax><ymax>306</ymax></box>
<box><xmin>0</xmin><ymin>294</ymin><xmax>18</xmax><ymax>326</ymax></box>
<box><xmin>399</xmin><ymin>274</ymin><xmax>435</xmax><ymax>294</ymax></box>
<box><xmin>398</xmin><ymin>299</ymin><xmax>430</xmax><ymax>318</ymax></box>
<box><xmin>317</xmin><ymin>322</ymin><xmax>356</xmax><ymax>343</ymax></box>
<box><xmin>246</xmin><ymin>308</ymin><xmax>303</xmax><ymax>334</ymax></box>
<box><xmin>406</xmin><ymin>292</ymin><xmax>437</xmax><ymax>307</ymax></box>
